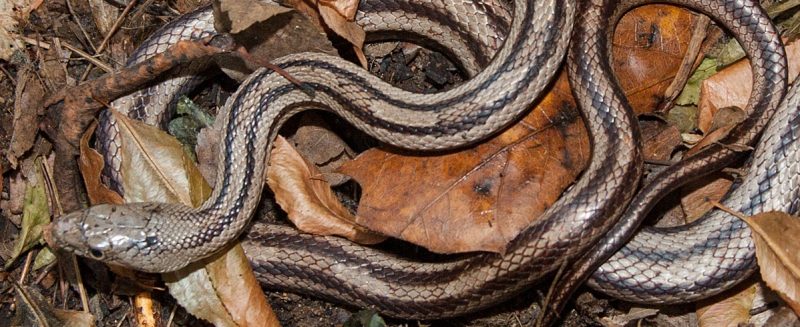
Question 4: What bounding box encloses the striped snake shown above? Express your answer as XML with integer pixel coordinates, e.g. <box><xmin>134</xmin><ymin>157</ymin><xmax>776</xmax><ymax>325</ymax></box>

<box><xmin>48</xmin><ymin>0</ymin><xmax>789</xmax><ymax>320</ymax></box>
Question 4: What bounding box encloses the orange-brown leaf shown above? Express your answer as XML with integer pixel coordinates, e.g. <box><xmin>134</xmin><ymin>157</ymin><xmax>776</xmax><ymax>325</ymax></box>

<box><xmin>340</xmin><ymin>72</ymin><xmax>589</xmax><ymax>254</ymax></box>
<box><xmin>78</xmin><ymin>122</ymin><xmax>124</xmax><ymax>205</ymax></box>
<box><xmin>697</xmin><ymin>41</ymin><xmax>800</xmax><ymax>134</ymax></box>
<box><xmin>269</xmin><ymin>136</ymin><xmax>385</xmax><ymax>244</ymax></box>
<box><xmin>744</xmin><ymin>212</ymin><xmax>800</xmax><ymax>316</ymax></box>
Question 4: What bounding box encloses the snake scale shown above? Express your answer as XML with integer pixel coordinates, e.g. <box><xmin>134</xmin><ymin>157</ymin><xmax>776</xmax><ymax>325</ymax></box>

<box><xmin>48</xmin><ymin>0</ymin><xmax>791</xmax><ymax>320</ymax></box>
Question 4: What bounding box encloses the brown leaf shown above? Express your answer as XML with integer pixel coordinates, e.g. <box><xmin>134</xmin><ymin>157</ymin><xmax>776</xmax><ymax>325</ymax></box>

<box><xmin>340</xmin><ymin>72</ymin><xmax>590</xmax><ymax>254</ymax></box>
<box><xmin>214</xmin><ymin>0</ymin><xmax>292</xmax><ymax>34</ymax></box>
<box><xmin>639</xmin><ymin>120</ymin><xmax>681</xmax><ymax>161</ymax></box>
<box><xmin>269</xmin><ymin>136</ymin><xmax>385</xmax><ymax>244</ymax></box>
<box><xmin>336</xmin><ymin>6</ymin><xmax>696</xmax><ymax>254</ymax></box>
<box><xmin>697</xmin><ymin>40</ymin><xmax>800</xmax><ymax>134</ymax></box>
<box><xmin>287</xmin><ymin>113</ymin><xmax>355</xmax><ymax>186</ymax></box>
<box><xmin>688</xmin><ymin>106</ymin><xmax>747</xmax><ymax>156</ymax></box>
<box><xmin>744</xmin><ymin>211</ymin><xmax>800</xmax><ymax>316</ymax></box>
<box><xmin>614</xmin><ymin>5</ymin><xmax>698</xmax><ymax>115</ymax></box>
<box><xmin>8</xmin><ymin>66</ymin><xmax>45</xmax><ymax>169</ymax></box>
<box><xmin>78</xmin><ymin>122</ymin><xmax>123</xmax><ymax>205</ymax></box>
<box><xmin>107</xmin><ymin>111</ymin><xmax>278</xmax><ymax>326</ymax></box>
<box><xmin>696</xmin><ymin>281</ymin><xmax>757</xmax><ymax>327</ymax></box>
<box><xmin>681</xmin><ymin>172</ymin><xmax>735</xmax><ymax>222</ymax></box>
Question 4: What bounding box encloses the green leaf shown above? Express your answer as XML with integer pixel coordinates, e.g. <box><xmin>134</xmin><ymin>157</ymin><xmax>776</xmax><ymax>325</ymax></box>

<box><xmin>674</xmin><ymin>58</ymin><xmax>717</xmax><ymax>106</ymax></box>
<box><xmin>32</xmin><ymin>247</ymin><xmax>56</xmax><ymax>271</ymax></box>
<box><xmin>5</xmin><ymin>162</ymin><xmax>50</xmax><ymax>270</ymax></box>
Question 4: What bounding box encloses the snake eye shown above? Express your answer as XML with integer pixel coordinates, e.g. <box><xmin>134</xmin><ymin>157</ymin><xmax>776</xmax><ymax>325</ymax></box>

<box><xmin>89</xmin><ymin>248</ymin><xmax>105</xmax><ymax>260</ymax></box>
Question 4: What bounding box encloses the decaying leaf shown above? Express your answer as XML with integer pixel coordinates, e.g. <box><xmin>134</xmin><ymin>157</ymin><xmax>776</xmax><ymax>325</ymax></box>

<box><xmin>688</xmin><ymin>106</ymin><xmax>747</xmax><ymax>156</ymax></box>
<box><xmin>742</xmin><ymin>211</ymin><xmax>800</xmax><ymax>315</ymax></box>
<box><xmin>269</xmin><ymin>136</ymin><xmax>385</xmax><ymax>244</ymax></box>
<box><xmin>8</xmin><ymin>67</ymin><xmax>46</xmax><ymax>169</ymax></box>
<box><xmin>639</xmin><ymin>120</ymin><xmax>681</xmax><ymax>161</ymax></box>
<box><xmin>696</xmin><ymin>281</ymin><xmax>757</xmax><ymax>327</ymax></box>
<box><xmin>5</xmin><ymin>159</ymin><xmax>50</xmax><ymax>269</ymax></box>
<box><xmin>96</xmin><ymin>111</ymin><xmax>278</xmax><ymax>326</ymax></box>
<box><xmin>13</xmin><ymin>284</ymin><xmax>95</xmax><ymax>327</ymax></box>
<box><xmin>337</xmin><ymin>6</ymin><xmax>697</xmax><ymax>254</ymax></box>
<box><xmin>681</xmin><ymin>172</ymin><xmax>735</xmax><ymax>222</ymax></box>
<box><xmin>78</xmin><ymin>122</ymin><xmax>124</xmax><ymax>205</ymax></box>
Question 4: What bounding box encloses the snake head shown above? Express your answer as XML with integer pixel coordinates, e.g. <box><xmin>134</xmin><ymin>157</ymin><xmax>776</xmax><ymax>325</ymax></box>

<box><xmin>48</xmin><ymin>203</ymin><xmax>165</xmax><ymax>272</ymax></box>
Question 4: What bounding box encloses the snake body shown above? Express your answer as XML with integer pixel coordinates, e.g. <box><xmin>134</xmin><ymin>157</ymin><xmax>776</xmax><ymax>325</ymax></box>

<box><xmin>48</xmin><ymin>0</ymin><xmax>790</xmax><ymax>320</ymax></box>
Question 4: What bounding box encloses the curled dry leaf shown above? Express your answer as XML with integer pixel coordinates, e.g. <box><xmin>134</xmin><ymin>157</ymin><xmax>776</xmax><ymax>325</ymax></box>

<box><xmin>742</xmin><ymin>211</ymin><xmax>800</xmax><ymax>316</ymax></box>
<box><xmin>337</xmin><ymin>5</ymin><xmax>697</xmax><ymax>254</ymax></box>
<box><xmin>269</xmin><ymin>136</ymin><xmax>386</xmax><ymax>244</ymax></box>
<box><xmin>696</xmin><ymin>281</ymin><xmax>757</xmax><ymax>327</ymax></box>
<box><xmin>91</xmin><ymin>111</ymin><xmax>278</xmax><ymax>326</ymax></box>
<box><xmin>78</xmin><ymin>122</ymin><xmax>123</xmax><ymax>205</ymax></box>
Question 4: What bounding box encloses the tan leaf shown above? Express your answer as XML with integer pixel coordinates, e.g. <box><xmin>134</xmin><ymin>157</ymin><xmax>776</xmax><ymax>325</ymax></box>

<box><xmin>697</xmin><ymin>40</ymin><xmax>800</xmax><ymax>134</ymax></box>
<box><xmin>318</xmin><ymin>2</ymin><xmax>366</xmax><ymax>66</ymax></box>
<box><xmin>696</xmin><ymin>281</ymin><xmax>757</xmax><ymax>327</ymax></box>
<box><xmin>214</xmin><ymin>0</ymin><xmax>292</xmax><ymax>34</ymax></box>
<box><xmin>319</xmin><ymin>0</ymin><xmax>359</xmax><ymax>20</ymax></box>
<box><xmin>78</xmin><ymin>122</ymin><xmax>123</xmax><ymax>205</ymax></box>
<box><xmin>269</xmin><ymin>136</ymin><xmax>385</xmax><ymax>244</ymax></box>
<box><xmin>744</xmin><ymin>212</ymin><xmax>800</xmax><ymax>316</ymax></box>
<box><xmin>109</xmin><ymin>111</ymin><xmax>277</xmax><ymax>326</ymax></box>
<box><xmin>113</xmin><ymin>110</ymin><xmax>210</xmax><ymax>206</ymax></box>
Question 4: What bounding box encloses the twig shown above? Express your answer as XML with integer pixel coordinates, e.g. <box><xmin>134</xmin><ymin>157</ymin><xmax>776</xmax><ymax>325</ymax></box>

<box><xmin>70</xmin><ymin>255</ymin><xmax>90</xmax><ymax>313</ymax></box>
<box><xmin>65</xmin><ymin>0</ymin><xmax>98</xmax><ymax>53</ymax></box>
<box><xmin>0</xmin><ymin>64</ymin><xmax>16</xmax><ymax>86</ymax></box>
<box><xmin>60</xmin><ymin>41</ymin><xmax>115</xmax><ymax>73</ymax></box>
<box><xmin>79</xmin><ymin>0</ymin><xmax>140</xmax><ymax>82</ymax></box>
<box><xmin>18</xmin><ymin>251</ymin><xmax>34</xmax><ymax>284</ymax></box>
<box><xmin>656</xmin><ymin>15</ymin><xmax>711</xmax><ymax>113</ymax></box>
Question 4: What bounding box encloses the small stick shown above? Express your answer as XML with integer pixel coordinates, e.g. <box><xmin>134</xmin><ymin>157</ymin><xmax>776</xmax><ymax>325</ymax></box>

<box><xmin>79</xmin><ymin>0</ymin><xmax>140</xmax><ymax>82</ymax></box>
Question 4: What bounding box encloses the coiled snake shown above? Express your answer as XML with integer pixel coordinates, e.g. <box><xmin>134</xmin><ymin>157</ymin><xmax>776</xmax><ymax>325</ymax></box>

<box><xmin>49</xmin><ymin>0</ymin><xmax>790</xmax><ymax>320</ymax></box>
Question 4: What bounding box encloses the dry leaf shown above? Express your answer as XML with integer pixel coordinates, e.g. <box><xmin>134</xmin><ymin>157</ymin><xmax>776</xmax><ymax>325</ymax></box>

<box><xmin>99</xmin><ymin>111</ymin><xmax>278</xmax><ymax>326</ymax></box>
<box><xmin>0</xmin><ymin>0</ymin><xmax>42</xmax><ymax>61</ymax></box>
<box><xmin>681</xmin><ymin>172</ymin><xmax>735</xmax><ymax>222</ymax></box>
<box><xmin>696</xmin><ymin>281</ymin><xmax>757</xmax><ymax>327</ymax></box>
<box><xmin>8</xmin><ymin>67</ymin><xmax>46</xmax><ymax>169</ymax></box>
<box><xmin>78</xmin><ymin>122</ymin><xmax>123</xmax><ymax>205</ymax></box>
<box><xmin>337</xmin><ymin>6</ymin><xmax>696</xmax><ymax>254</ymax></box>
<box><xmin>744</xmin><ymin>212</ymin><xmax>800</xmax><ymax>316</ymax></box>
<box><xmin>319</xmin><ymin>0</ymin><xmax>359</xmax><ymax>19</ymax></box>
<box><xmin>613</xmin><ymin>5</ymin><xmax>699</xmax><ymax>115</ymax></box>
<box><xmin>112</xmin><ymin>110</ymin><xmax>210</xmax><ymax>206</ymax></box>
<box><xmin>214</xmin><ymin>0</ymin><xmax>292</xmax><ymax>34</ymax></box>
<box><xmin>639</xmin><ymin>120</ymin><xmax>681</xmax><ymax>161</ymax></box>
<box><xmin>340</xmin><ymin>72</ymin><xmax>589</xmax><ymax>254</ymax></box>
<box><xmin>5</xmin><ymin>159</ymin><xmax>50</xmax><ymax>270</ymax></box>
<box><xmin>688</xmin><ymin>106</ymin><xmax>747</xmax><ymax>156</ymax></box>
<box><xmin>697</xmin><ymin>40</ymin><xmax>800</xmax><ymax>134</ymax></box>
<box><xmin>269</xmin><ymin>136</ymin><xmax>385</xmax><ymax>244</ymax></box>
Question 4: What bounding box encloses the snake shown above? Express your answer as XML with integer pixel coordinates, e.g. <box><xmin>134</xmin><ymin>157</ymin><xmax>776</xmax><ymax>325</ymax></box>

<box><xmin>46</xmin><ymin>0</ymin><xmax>788</xmax><ymax>320</ymax></box>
